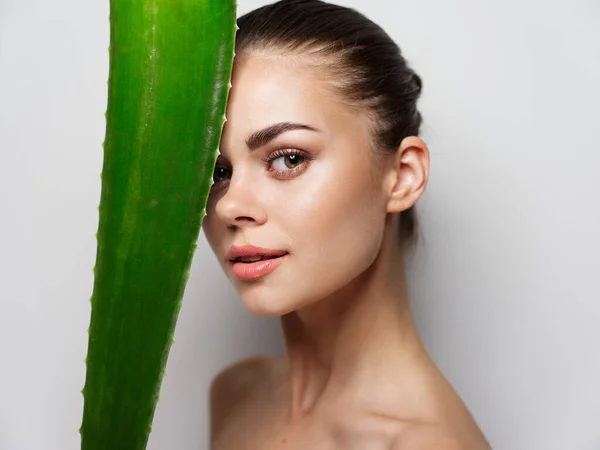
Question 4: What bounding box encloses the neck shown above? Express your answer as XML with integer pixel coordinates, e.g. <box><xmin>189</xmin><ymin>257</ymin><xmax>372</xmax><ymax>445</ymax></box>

<box><xmin>280</xmin><ymin>227</ymin><xmax>428</xmax><ymax>420</ymax></box>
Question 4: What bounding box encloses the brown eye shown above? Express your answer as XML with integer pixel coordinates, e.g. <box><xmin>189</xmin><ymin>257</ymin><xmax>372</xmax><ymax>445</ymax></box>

<box><xmin>213</xmin><ymin>165</ymin><xmax>231</xmax><ymax>183</ymax></box>
<box><xmin>270</xmin><ymin>152</ymin><xmax>306</xmax><ymax>171</ymax></box>
<box><xmin>282</xmin><ymin>154</ymin><xmax>304</xmax><ymax>169</ymax></box>
<box><xmin>263</xmin><ymin>148</ymin><xmax>313</xmax><ymax>180</ymax></box>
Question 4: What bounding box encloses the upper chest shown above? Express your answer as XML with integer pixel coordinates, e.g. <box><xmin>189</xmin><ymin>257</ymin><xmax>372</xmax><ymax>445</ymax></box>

<box><xmin>210</xmin><ymin>357</ymin><xmax>418</xmax><ymax>450</ymax></box>
<box><xmin>212</xmin><ymin>392</ymin><xmax>400</xmax><ymax>450</ymax></box>
<box><xmin>212</xmin><ymin>422</ymin><xmax>396</xmax><ymax>450</ymax></box>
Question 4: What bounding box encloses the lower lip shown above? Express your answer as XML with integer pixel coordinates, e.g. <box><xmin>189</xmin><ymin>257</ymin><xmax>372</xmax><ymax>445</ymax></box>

<box><xmin>231</xmin><ymin>254</ymin><xmax>288</xmax><ymax>280</ymax></box>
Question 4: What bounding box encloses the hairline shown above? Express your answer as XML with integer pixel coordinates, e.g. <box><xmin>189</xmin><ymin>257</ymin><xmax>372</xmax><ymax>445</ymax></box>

<box><xmin>234</xmin><ymin>44</ymin><xmax>392</xmax><ymax>155</ymax></box>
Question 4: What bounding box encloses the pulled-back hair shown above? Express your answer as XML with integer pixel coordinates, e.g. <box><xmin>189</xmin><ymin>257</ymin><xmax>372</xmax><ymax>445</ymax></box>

<box><xmin>236</xmin><ymin>0</ymin><xmax>424</xmax><ymax>243</ymax></box>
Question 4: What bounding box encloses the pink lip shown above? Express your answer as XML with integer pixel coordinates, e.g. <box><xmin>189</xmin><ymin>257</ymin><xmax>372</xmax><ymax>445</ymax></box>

<box><xmin>226</xmin><ymin>244</ymin><xmax>289</xmax><ymax>281</ymax></box>
<box><xmin>231</xmin><ymin>254</ymin><xmax>288</xmax><ymax>280</ymax></box>
<box><xmin>226</xmin><ymin>244</ymin><xmax>288</xmax><ymax>261</ymax></box>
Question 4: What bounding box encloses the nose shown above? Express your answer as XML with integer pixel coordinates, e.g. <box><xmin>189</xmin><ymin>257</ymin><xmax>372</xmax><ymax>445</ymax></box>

<box><xmin>214</xmin><ymin>169</ymin><xmax>267</xmax><ymax>228</ymax></box>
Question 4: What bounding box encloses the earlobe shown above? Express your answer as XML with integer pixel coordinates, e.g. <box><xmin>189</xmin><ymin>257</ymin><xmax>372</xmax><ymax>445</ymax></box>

<box><xmin>384</xmin><ymin>136</ymin><xmax>430</xmax><ymax>214</ymax></box>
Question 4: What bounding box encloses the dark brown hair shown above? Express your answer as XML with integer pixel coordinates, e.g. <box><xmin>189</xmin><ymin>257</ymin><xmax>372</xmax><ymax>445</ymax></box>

<box><xmin>236</xmin><ymin>0</ymin><xmax>423</xmax><ymax>243</ymax></box>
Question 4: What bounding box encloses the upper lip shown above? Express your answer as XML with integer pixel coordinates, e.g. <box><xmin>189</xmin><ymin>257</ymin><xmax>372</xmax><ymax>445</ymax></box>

<box><xmin>226</xmin><ymin>244</ymin><xmax>288</xmax><ymax>261</ymax></box>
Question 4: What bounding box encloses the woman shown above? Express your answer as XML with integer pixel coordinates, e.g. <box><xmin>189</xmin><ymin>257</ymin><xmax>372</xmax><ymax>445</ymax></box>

<box><xmin>202</xmin><ymin>0</ymin><xmax>491</xmax><ymax>448</ymax></box>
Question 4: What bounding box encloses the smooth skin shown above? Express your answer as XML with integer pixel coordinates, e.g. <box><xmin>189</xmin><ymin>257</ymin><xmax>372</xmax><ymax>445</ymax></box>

<box><xmin>202</xmin><ymin>52</ymin><xmax>491</xmax><ymax>450</ymax></box>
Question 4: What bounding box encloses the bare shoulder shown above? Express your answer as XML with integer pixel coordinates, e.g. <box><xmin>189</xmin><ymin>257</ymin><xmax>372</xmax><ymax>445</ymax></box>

<box><xmin>209</xmin><ymin>355</ymin><xmax>275</xmax><ymax>439</ymax></box>
<box><xmin>210</xmin><ymin>355</ymin><xmax>273</xmax><ymax>399</ymax></box>
<box><xmin>391</xmin><ymin>422</ymin><xmax>492</xmax><ymax>450</ymax></box>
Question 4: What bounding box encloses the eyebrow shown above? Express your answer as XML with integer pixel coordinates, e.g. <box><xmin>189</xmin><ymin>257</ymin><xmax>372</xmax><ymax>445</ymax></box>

<box><xmin>245</xmin><ymin>122</ymin><xmax>320</xmax><ymax>151</ymax></box>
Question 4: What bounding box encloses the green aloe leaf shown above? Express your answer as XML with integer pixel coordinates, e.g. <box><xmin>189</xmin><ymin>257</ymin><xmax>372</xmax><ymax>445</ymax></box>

<box><xmin>80</xmin><ymin>1</ymin><xmax>236</xmax><ymax>449</ymax></box>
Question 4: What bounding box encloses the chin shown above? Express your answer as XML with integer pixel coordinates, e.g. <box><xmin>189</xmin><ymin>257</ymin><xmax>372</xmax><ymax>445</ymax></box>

<box><xmin>235</xmin><ymin>283</ymin><xmax>311</xmax><ymax>317</ymax></box>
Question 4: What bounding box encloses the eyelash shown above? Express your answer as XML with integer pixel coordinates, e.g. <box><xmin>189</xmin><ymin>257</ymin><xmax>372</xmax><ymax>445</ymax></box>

<box><xmin>212</xmin><ymin>148</ymin><xmax>312</xmax><ymax>187</ymax></box>
<box><xmin>263</xmin><ymin>148</ymin><xmax>312</xmax><ymax>179</ymax></box>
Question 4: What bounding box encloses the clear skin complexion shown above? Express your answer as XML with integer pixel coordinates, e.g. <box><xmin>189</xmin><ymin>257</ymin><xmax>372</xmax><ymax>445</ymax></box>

<box><xmin>202</xmin><ymin>52</ymin><xmax>491</xmax><ymax>450</ymax></box>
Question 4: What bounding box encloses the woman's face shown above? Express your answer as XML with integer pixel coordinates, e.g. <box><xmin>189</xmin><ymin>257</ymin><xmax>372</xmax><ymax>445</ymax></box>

<box><xmin>202</xmin><ymin>53</ymin><xmax>391</xmax><ymax>316</ymax></box>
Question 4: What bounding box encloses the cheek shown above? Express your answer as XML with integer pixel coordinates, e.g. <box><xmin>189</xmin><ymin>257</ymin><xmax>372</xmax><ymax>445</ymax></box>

<box><xmin>283</xmin><ymin>162</ymin><xmax>386</xmax><ymax>295</ymax></box>
<box><xmin>310</xmin><ymin>201</ymin><xmax>384</xmax><ymax>291</ymax></box>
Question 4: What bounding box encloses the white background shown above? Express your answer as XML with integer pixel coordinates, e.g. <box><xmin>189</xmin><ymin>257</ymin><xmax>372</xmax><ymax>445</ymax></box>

<box><xmin>1</xmin><ymin>0</ymin><xmax>599</xmax><ymax>449</ymax></box>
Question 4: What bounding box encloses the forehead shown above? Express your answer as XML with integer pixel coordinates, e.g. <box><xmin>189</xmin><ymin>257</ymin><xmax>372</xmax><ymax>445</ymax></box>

<box><xmin>221</xmin><ymin>53</ymin><xmax>370</xmax><ymax>147</ymax></box>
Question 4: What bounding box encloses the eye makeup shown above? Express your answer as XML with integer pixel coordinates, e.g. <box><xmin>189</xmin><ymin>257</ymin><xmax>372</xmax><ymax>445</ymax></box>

<box><xmin>211</xmin><ymin>146</ymin><xmax>314</xmax><ymax>187</ymax></box>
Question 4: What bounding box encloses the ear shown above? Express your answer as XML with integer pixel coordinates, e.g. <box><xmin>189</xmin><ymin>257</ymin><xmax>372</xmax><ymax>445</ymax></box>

<box><xmin>382</xmin><ymin>136</ymin><xmax>430</xmax><ymax>214</ymax></box>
